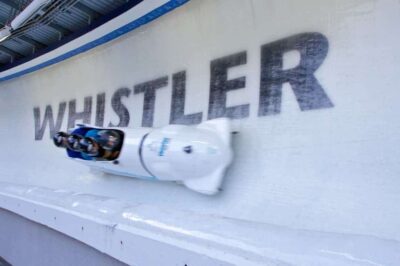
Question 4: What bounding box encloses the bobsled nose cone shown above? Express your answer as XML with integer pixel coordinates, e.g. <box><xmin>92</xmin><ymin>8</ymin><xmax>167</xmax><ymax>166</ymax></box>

<box><xmin>53</xmin><ymin>132</ymin><xmax>69</xmax><ymax>148</ymax></box>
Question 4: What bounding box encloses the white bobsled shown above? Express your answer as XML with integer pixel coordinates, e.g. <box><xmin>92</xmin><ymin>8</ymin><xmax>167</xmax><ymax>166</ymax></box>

<box><xmin>53</xmin><ymin>118</ymin><xmax>233</xmax><ymax>195</ymax></box>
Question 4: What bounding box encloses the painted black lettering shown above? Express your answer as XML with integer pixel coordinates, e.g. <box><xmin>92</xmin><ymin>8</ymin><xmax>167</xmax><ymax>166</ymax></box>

<box><xmin>109</xmin><ymin>88</ymin><xmax>131</xmax><ymax>127</ymax></box>
<box><xmin>95</xmin><ymin>93</ymin><xmax>105</xmax><ymax>127</ymax></box>
<box><xmin>33</xmin><ymin>102</ymin><xmax>66</xmax><ymax>140</ymax></box>
<box><xmin>170</xmin><ymin>71</ymin><xmax>202</xmax><ymax>125</ymax></box>
<box><xmin>68</xmin><ymin>97</ymin><xmax>92</xmax><ymax>129</ymax></box>
<box><xmin>259</xmin><ymin>32</ymin><xmax>333</xmax><ymax>116</ymax></box>
<box><xmin>208</xmin><ymin>51</ymin><xmax>249</xmax><ymax>120</ymax></box>
<box><xmin>134</xmin><ymin>76</ymin><xmax>168</xmax><ymax>127</ymax></box>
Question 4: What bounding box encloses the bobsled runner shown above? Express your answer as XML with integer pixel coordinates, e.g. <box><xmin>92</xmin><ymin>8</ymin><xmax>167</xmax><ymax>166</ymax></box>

<box><xmin>53</xmin><ymin>118</ymin><xmax>233</xmax><ymax>195</ymax></box>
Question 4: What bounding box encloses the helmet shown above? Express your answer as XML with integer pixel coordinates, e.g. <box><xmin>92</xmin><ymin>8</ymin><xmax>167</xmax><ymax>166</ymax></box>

<box><xmin>96</xmin><ymin>130</ymin><xmax>121</xmax><ymax>151</ymax></box>
<box><xmin>53</xmin><ymin>132</ymin><xmax>69</xmax><ymax>148</ymax></box>
<box><xmin>79</xmin><ymin>137</ymin><xmax>101</xmax><ymax>157</ymax></box>
<box><xmin>67</xmin><ymin>134</ymin><xmax>83</xmax><ymax>151</ymax></box>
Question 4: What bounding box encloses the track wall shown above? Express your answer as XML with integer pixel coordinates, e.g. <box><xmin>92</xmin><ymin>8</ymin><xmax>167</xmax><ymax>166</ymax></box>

<box><xmin>0</xmin><ymin>0</ymin><xmax>399</xmax><ymax>264</ymax></box>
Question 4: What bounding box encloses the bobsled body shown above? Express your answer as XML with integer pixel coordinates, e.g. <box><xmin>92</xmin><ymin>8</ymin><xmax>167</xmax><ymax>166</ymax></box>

<box><xmin>55</xmin><ymin>118</ymin><xmax>233</xmax><ymax>195</ymax></box>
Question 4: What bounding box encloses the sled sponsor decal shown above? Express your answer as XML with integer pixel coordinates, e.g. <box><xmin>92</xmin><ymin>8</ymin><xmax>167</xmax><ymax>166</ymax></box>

<box><xmin>159</xmin><ymin>138</ymin><xmax>170</xmax><ymax>156</ymax></box>
<box><xmin>33</xmin><ymin>32</ymin><xmax>334</xmax><ymax>140</ymax></box>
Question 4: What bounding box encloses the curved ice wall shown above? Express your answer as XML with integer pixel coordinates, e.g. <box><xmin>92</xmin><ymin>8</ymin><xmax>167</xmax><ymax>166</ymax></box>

<box><xmin>0</xmin><ymin>0</ymin><xmax>399</xmax><ymax>261</ymax></box>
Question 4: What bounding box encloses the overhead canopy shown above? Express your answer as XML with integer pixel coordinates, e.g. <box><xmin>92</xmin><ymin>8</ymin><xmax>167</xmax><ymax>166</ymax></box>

<box><xmin>0</xmin><ymin>0</ymin><xmax>140</xmax><ymax>68</ymax></box>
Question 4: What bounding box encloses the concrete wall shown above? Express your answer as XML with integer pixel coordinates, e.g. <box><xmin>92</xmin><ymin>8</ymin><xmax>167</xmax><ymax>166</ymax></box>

<box><xmin>0</xmin><ymin>0</ymin><xmax>399</xmax><ymax>264</ymax></box>
<box><xmin>0</xmin><ymin>208</ymin><xmax>126</xmax><ymax>266</ymax></box>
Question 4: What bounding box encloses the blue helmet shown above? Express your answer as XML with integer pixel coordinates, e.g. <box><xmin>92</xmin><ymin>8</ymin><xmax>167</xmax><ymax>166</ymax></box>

<box><xmin>79</xmin><ymin>137</ymin><xmax>102</xmax><ymax>157</ymax></box>
<box><xmin>67</xmin><ymin>134</ymin><xmax>83</xmax><ymax>151</ymax></box>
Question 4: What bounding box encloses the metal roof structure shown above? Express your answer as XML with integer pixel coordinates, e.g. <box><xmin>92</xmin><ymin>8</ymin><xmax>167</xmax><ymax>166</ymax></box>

<box><xmin>0</xmin><ymin>0</ymin><xmax>141</xmax><ymax>69</ymax></box>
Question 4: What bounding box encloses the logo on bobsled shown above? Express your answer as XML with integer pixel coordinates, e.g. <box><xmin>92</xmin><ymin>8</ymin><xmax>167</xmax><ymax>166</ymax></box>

<box><xmin>158</xmin><ymin>138</ymin><xmax>170</xmax><ymax>156</ymax></box>
<box><xmin>53</xmin><ymin>118</ymin><xmax>233</xmax><ymax>195</ymax></box>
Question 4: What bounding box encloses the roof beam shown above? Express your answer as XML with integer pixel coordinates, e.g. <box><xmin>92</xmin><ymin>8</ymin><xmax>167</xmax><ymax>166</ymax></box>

<box><xmin>0</xmin><ymin>0</ymin><xmax>22</xmax><ymax>11</ymax></box>
<box><xmin>48</xmin><ymin>22</ymin><xmax>72</xmax><ymax>38</ymax></box>
<box><xmin>0</xmin><ymin>45</ymin><xmax>23</xmax><ymax>61</ymax></box>
<box><xmin>0</xmin><ymin>45</ymin><xmax>21</xmax><ymax>57</ymax></box>
<box><xmin>74</xmin><ymin>2</ymin><xmax>101</xmax><ymax>22</ymax></box>
<box><xmin>18</xmin><ymin>35</ymin><xmax>46</xmax><ymax>49</ymax></box>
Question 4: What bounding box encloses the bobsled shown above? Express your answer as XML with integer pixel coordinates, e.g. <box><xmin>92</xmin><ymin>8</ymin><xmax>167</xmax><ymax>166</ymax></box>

<box><xmin>53</xmin><ymin>118</ymin><xmax>233</xmax><ymax>195</ymax></box>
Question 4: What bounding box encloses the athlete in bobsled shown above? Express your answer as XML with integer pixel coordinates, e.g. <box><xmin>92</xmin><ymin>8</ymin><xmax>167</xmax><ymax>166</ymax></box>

<box><xmin>53</xmin><ymin>118</ymin><xmax>233</xmax><ymax>195</ymax></box>
<box><xmin>54</xmin><ymin>129</ymin><xmax>123</xmax><ymax>161</ymax></box>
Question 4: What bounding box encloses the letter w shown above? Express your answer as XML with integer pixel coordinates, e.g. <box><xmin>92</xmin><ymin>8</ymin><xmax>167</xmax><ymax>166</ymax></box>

<box><xmin>33</xmin><ymin>102</ymin><xmax>66</xmax><ymax>140</ymax></box>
